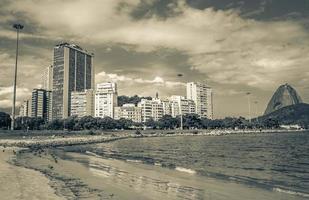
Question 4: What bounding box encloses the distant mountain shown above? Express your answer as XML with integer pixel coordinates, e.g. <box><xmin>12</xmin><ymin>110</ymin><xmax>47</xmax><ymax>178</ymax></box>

<box><xmin>264</xmin><ymin>84</ymin><xmax>302</xmax><ymax>115</ymax></box>
<box><xmin>260</xmin><ymin>103</ymin><xmax>309</xmax><ymax>126</ymax></box>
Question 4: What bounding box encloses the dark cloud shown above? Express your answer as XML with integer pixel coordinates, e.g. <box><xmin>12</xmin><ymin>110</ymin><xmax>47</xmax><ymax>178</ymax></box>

<box><xmin>187</xmin><ymin>0</ymin><xmax>309</xmax><ymax>21</ymax></box>
<box><xmin>130</xmin><ymin>0</ymin><xmax>180</xmax><ymax>19</ymax></box>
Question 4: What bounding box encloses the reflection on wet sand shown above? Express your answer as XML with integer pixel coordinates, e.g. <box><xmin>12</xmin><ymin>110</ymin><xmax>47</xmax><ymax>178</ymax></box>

<box><xmin>88</xmin><ymin>157</ymin><xmax>204</xmax><ymax>200</ymax></box>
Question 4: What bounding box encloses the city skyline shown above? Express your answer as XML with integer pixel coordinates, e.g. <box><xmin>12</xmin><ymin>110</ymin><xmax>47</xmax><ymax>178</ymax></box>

<box><xmin>1</xmin><ymin>0</ymin><xmax>309</xmax><ymax>118</ymax></box>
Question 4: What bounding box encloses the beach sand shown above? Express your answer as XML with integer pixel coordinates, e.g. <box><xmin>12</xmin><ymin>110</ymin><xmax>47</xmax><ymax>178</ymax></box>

<box><xmin>0</xmin><ymin>147</ymin><xmax>63</xmax><ymax>200</ymax></box>
<box><xmin>13</xmin><ymin>149</ymin><xmax>307</xmax><ymax>200</ymax></box>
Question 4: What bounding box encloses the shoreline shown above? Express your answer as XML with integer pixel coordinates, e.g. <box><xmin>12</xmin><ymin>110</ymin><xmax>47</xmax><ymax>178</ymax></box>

<box><xmin>0</xmin><ymin>128</ymin><xmax>306</xmax><ymax>148</ymax></box>
<box><xmin>0</xmin><ymin>130</ymin><xmax>307</xmax><ymax>199</ymax></box>
<box><xmin>12</xmin><ymin>148</ymin><xmax>308</xmax><ymax>200</ymax></box>
<box><xmin>0</xmin><ymin>146</ymin><xmax>64</xmax><ymax>200</ymax></box>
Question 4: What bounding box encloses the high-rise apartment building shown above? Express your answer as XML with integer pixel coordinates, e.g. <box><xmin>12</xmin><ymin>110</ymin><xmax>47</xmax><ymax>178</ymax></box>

<box><xmin>19</xmin><ymin>99</ymin><xmax>31</xmax><ymax>117</ymax></box>
<box><xmin>31</xmin><ymin>89</ymin><xmax>51</xmax><ymax>121</ymax></box>
<box><xmin>138</xmin><ymin>99</ymin><xmax>152</xmax><ymax>122</ymax></box>
<box><xmin>138</xmin><ymin>98</ymin><xmax>163</xmax><ymax>122</ymax></box>
<box><xmin>170</xmin><ymin>95</ymin><xmax>196</xmax><ymax>117</ymax></box>
<box><xmin>186</xmin><ymin>82</ymin><xmax>213</xmax><ymax>119</ymax></box>
<box><xmin>161</xmin><ymin>99</ymin><xmax>172</xmax><ymax>116</ymax></box>
<box><xmin>95</xmin><ymin>82</ymin><xmax>118</xmax><ymax>118</ymax></box>
<box><xmin>42</xmin><ymin>65</ymin><xmax>53</xmax><ymax>91</ymax></box>
<box><xmin>114</xmin><ymin>104</ymin><xmax>142</xmax><ymax>123</ymax></box>
<box><xmin>71</xmin><ymin>89</ymin><xmax>94</xmax><ymax>117</ymax></box>
<box><xmin>52</xmin><ymin>43</ymin><xmax>94</xmax><ymax>119</ymax></box>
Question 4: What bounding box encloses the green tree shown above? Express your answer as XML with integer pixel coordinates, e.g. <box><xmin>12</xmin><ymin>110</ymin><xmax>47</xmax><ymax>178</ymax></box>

<box><xmin>183</xmin><ymin>114</ymin><xmax>202</xmax><ymax>129</ymax></box>
<box><xmin>96</xmin><ymin>117</ymin><xmax>117</xmax><ymax>129</ymax></box>
<box><xmin>116</xmin><ymin>118</ymin><xmax>133</xmax><ymax>129</ymax></box>
<box><xmin>64</xmin><ymin>116</ymin><xmax>78</xmax><ymax>131</ymax></box>
<box><xmin>0</xmin><ymin>112</ymin><xmax>11</xmax><ymax>129</ymax></box>
<box><xmin>145</xmin><ymin>117</ymin><xmax>157</xmax><ymax>129</ymax></box>
<box><xmin>158</xmin><ymin>115</ymin><xmax>178</xmax><ymax>129</ymax></box>
<box><xmin>45</xmin><ymin>119</ymin><xmax>64</xmax><ymax>130</ymax></box>
<box><xmin>78</xmin><ymin>116</ymin><xmax>96</xmax><ymax>130</ymax></box>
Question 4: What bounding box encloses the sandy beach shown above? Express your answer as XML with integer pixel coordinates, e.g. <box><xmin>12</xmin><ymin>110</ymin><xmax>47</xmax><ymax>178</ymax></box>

<box><xmin>0</xmin><ymin>147</ymin><xmax>63</xmax><ymax>200</ymax></box>
<box><xmin>12</xmin><ymin>148</ymin><xmax>307</xmax><ymax>200</ymax></box>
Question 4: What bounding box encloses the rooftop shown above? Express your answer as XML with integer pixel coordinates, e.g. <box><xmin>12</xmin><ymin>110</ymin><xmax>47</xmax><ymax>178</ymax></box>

<box><xmin>55</xmin><ymin>42</ymin><xmax>94</xmax><ymax>56</ymax></box>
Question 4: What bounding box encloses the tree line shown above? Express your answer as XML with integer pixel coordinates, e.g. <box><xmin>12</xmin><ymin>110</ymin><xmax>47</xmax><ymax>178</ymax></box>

<box><xmin>0</xmin><ymin>112</ymin><xmax>281</xmax><ymax>131</ymax></box>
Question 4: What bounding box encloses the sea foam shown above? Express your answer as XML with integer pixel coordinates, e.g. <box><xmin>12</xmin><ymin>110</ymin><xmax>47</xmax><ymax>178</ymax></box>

<box><xmin>175</xmin><ymin>167</ymin><xmax>196</xmax><ymax>174</ymax></box>
<box><xmin>273</xmin><ymin>187</ymin><xmax>309</xmax><ymax>198</ymax></box>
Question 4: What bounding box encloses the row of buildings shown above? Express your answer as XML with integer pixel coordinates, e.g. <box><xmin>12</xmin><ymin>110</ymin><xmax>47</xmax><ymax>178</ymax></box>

<box><xmin>19</xmin><ymin>43</ymin><xmax>213</xmax><ymax>122</ymax></box>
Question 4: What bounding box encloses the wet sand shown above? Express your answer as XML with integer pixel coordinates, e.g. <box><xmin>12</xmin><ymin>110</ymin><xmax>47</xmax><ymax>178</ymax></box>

<box><xmin>0</xmin><ymin>147</ymin><xmax>63</xmax><ymax>200</ymax></box>
<box><xmin>14</xmin><ymin>149</ymin><xmax>307</xmax><ymax>200</ymax></box>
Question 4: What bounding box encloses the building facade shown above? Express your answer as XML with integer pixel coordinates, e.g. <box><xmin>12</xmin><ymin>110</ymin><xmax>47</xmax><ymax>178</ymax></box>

<box><xmin>138</xmin><ymin>98</ymin><xmax>163</xmax><ymax>122</ymax></box>
<box><xmin>31</xmin><ymin>89</ymin><xmax>51</xmax><ymax>121</ymax></box>
<box><xmin>52</xmin><ymin>43</ymin><xmax>94</xmax><ymax>119</ymax></box>
<box><xmin>114</xmin><ymin>104</ymin><xmax>142</xmax><ymax>123</ymax></box>
<box><xmin>161</xmin><ymin>99</ymin><xmax>172</xmax><ymax>116</ymax></box>
<box><xmin>186</xmin><ymin>82</ymin><xmax>213</xmax><ymax>119</ymax></box>
<box><xmin>95</xmin><ymin>82</ymin><xmax>118</xmax><ymax>118</ymax></box>
<box><xmin>19</xmin><ymin>100</ymin><xmax>31</xmax><ymax>117</ymax></box>
<box><xmin>71</xmin><ymin>89</ymin><xmax>94</xmax><ymax>117</ymax></box>
<box><xmin>169</xmin><ymin>95</ymin><xmax>196</xmax><ymax>117</ymax></box>
<box><xmin>138</xmin><ymin>99</ymin><xmax>152</xmax><ymax>122</ymax></box>
<box><xmin>42</xmin><ymin>65</ymin><xmax>53</xmax><ymax>91</ymax></box>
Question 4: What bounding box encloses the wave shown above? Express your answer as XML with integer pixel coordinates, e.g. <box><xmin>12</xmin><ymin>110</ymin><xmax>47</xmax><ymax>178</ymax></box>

<box><xmin>273</xmin><ymin>187</ymin><xmax>309</xmax><ymax>198</ymax></box>
<box><xmin>126</xmin><ymin>159</ymin><xmax>143</xmax><ymax>163</ymax></box>
<box><xmin>85</xmin><ymin>151</ymin><xmax>102</xmax><ymax>157</ymax></box>
<box><xmin>175</xmin><ymin>167</ymin><xmax>196</xmax><ymax>174</ymax></box>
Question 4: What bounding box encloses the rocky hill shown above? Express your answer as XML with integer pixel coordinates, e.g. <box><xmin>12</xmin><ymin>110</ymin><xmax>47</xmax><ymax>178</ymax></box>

<box><xmin>264</xmin><ymin>84</ymin><xmax>302</xmax><ymax>115</ymax></box>
<box><xmin>260</xmin><ymin>103</ymin><xmax>309</xmax><ymax>126</ymax></box>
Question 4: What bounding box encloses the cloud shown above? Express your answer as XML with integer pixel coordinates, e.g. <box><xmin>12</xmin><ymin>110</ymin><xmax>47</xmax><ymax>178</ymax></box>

<box><xmin>4</xmin><ymin>0</ymin><xmax>309</xmax><ymax>91</ymax></box>
<box><xmin>0</xmin><ymin>86</ymin><xmax>30</xmax><ymax>108</ymax></box>
<box><xmin>0</xmin><ymin>100</ymin><xmax>11</xmax><ymax>108</ymax></box>
<box><xmin>1</xmin><ymin>0</ymin><xmax>309</xmax><ymax>117</ymax></box>
<box><xmin>96</xmin><ymin>71</ymin><xmax>184</xmax><ymax>88</ymax></box>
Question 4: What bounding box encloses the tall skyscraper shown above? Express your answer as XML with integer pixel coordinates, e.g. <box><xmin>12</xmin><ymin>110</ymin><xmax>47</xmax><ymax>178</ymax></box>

<box><xmin>42</xmin><ymin>65</ymin><xmax>53</xmax><ymax>91</ymax></box>
<box><xmin>71</xmin><ymin>89</ymin><xmax>94</xmax><ymax>117</ymax></box>
<box><xmin>187</xmin><ymin>82</ymin><xmax>213</xmax><ymax>119</ymax></box>
<box><xmin>52</xmin><ymin>43</ymin><xmax>94</xmax><ymax>119</ymax></box>
<box><xmin>31</xmin><ymin>89</ymin><xmax>51</xmax><ymax>121</ymax></box>
<box><xmin>95</xmin><ymin>82</ymin><xmax>118</xmax><ymax>118</ymax></box>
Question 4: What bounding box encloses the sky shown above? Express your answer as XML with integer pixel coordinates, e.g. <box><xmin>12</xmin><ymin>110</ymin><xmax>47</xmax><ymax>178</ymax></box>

<box><xmin>0</xmin><ymin>0</ymin><xmax>309</xmax><ymax>118</ymax></box>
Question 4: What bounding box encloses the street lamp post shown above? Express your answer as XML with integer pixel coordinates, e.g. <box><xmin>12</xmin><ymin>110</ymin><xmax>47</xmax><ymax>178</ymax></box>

<box><xmin>11</xmin><ymin>23</ymin><xmax>24</xmax><ymax>130</ymax></box>
<box><xmin>176</xmin><ymin>74</ymin><xmax>184</xmax><ymax>131</ymax></box>
<box><xmin>180</xmin><ymin>109</ymin><xmax>183</xmax><ymax>131</ymax></box>
<box><xmin>254</xmin><ymin>101</ymin><xmax>259</xmax><ymax>123</ymax></box>
<box><xmin>246</xmin><ymin>92</ymin><xmax>251</xmax><ymax>124</ymax></box>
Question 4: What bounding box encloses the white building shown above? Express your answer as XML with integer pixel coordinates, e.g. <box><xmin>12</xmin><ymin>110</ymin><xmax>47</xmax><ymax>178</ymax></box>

<box><xmin>71</xmin><ymin>89</ymin><xmax>94</xmax><ymax>117</ymax></box>
<box><xmin>138</xmin><ymin>98</ymin><xmax>163</xmax><ymax>122</ymax></box>
<box><xmin>169</xmin><ymin>95</ymin><xmax>196</xmax><ymax>117</ymax></box>
<box><xmin>138</xmin><ymin>99</ymin><xmax>152</xmax><ymax>122</ymax></box>
<box><xmin>42</xmin><ymin>65</ymin><xmax>53</xmax><ymax>91</ymax></box>
<box><xmin>95</xmin><ymin>82</ymin><xmax>118</xmax><ymax>118</ymax></box>
<box><xmin>161</xmin><ymin>99</ymin><xmax>172</xmax><ymax>116</ymax></box>
<box><xmin>19</xmin><ymin>100</ymin><xmax>31</xmax><ymax>117</ymax></box>
<box><xmin>151</xmin><ymin>98</ymin><xmax>164</xmax><ymax>121</ymax></box>
<box><xmin>187</xmin><ymin>82</ymin><xmax>213</xmax><ymax>119</ymax></box>
<box><xmin>114</xmin><ymin>104</ymin><xmax>142</xmax><ymax>123</ymax></box>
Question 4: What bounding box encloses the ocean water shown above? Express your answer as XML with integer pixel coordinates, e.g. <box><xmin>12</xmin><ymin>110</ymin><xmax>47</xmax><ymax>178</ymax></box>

<box><xmin>65</xmin><ymin>132</ymin><xmax>309</xmax><ymax>198</ymax></box>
